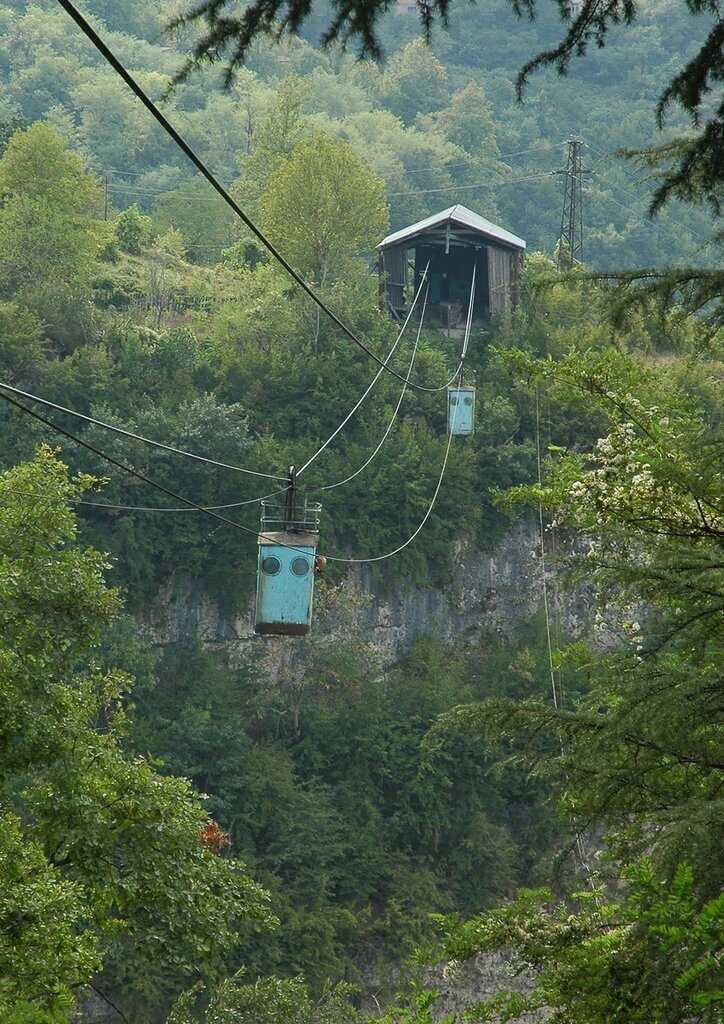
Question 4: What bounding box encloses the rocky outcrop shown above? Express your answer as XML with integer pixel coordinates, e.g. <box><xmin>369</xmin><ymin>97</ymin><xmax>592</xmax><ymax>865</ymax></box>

<box><xmin>142</xmin><ymin>520</ymin><xmax>584</xmax><ymax>665</ymax></box>
<box><xmin>427</xmin><ymin>950</ymin><xmax>551</xmax><ymax>1022</ymax></box>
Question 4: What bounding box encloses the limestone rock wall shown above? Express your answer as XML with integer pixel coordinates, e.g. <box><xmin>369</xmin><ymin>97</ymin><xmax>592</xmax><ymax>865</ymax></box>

<box><xmin>142</xmin><ymin>520</ymin><xmax>584</xmax><ymax>664</ymax></box>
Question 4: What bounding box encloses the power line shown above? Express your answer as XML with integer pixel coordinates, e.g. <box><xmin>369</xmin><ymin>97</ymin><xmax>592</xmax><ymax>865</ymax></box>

<box><xmin>96</xmin><ymin>144</ymin><xmax>560</xmax><ymax>186</ymax></box>
<box><xmin>318</xmin><ymin>279</ymin><xmax>429</xmax><ymax>492</ymax></box>
<box><xmin>0</xmin><ymin>381</ymin><xmax>285</xmax><ymax>481</ymax></box>
<box><xmin>55</xmin><ymin>0</ymin><xmax>456</xmax><ymax>396</ymax></box>
<box><xmin>297</xmin><ymin>263</ymin><xmax>431</xmax><ymax>478</ymax></box>
<box><xmin>323</xmin><ymin>270</ymin><xmax>476</xmax><ymax>563</ymax></box>
<box><xmin>388</xmin><ymin>171</ymin><xmax>553</xmax><ymax>198</ymax></box>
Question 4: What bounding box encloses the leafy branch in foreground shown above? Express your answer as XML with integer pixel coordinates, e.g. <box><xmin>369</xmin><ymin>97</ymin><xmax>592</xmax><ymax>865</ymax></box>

<box><xmin>0</xmin><ymin>448</ymin><xmax>273</xmax><ymax>1019</ymax></box>
<box><xmin>431</xmin><ymin>861</ymin><xmax>724</xmax><ymax>1024</ymax></box>
<box><xmin>418</xmin><ymin>345</ymin><xmax>722</xmax><ymax>1023</ymax></box>
<box><xmin>489</xmin><ymin>348</ymin><xmax>722</xmax><ymax>878</ymax></box>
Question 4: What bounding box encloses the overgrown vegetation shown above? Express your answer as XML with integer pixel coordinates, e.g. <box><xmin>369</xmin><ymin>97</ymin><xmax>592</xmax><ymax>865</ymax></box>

<box><xmin>0</xmin><ymin>3</ymin><xmax>721</xmax><ymax>1023</ymax></box>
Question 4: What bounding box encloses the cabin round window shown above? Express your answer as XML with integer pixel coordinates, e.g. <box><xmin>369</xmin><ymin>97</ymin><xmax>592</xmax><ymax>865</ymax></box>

<box><xmin>291</xmin><ymin>556</ymin><xmax>310</xmax><ymax>577</ymax></box>
<box><xmin>464</xmin><ymin>397</ymin><xmax>473</xmax><ymax>406</ymax></box>
<box><xmin>261</xmin><ymin>555</ymin><xmax>282</xmax><ymax>576</ymax></box>
<box><xmin>450</xmin><ymin>396</ymin><xmax>458</xmax><ymax>405</ymax></box>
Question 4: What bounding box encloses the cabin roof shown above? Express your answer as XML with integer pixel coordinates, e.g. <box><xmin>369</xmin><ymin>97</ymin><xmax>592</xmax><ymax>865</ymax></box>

<box><xmin>377</xmin><ymin>204</ymin><xmax>526</xmax><ymax>253</ymax></box>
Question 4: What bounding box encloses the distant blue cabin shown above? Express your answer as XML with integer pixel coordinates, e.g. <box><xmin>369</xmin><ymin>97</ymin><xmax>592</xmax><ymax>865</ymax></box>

<box><xmin>448</xmin><ymin>385</ymin><xmax>476</xmax><ymax>436</ymax></box>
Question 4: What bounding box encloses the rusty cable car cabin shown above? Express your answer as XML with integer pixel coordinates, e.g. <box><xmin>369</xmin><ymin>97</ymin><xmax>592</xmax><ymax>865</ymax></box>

<box><xmin>378</xmin><ymin>205</ymin><xmax>526</xmax><ymax>328</ymax></box>
<box><xmin>447</xmin><ymin>384</ymin><xmax>476</xmax><ymax>436</ymax></box>
<box><xmin>255</xmin><ymin>490</ymin><xmax>322</xmax><ymax>637</ymax></box>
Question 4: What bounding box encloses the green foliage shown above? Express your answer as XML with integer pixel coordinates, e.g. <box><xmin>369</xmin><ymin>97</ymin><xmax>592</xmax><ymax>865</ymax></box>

<box><xmin>0</xmin><ymin>449</ymin><xmax>272</xmax><ymax>1018</ymax></box>
<box><xmin>258</xmin><ymin>131</ymin><xmax>389</xmax><ymax>285</ymax></box>
<box><xmin>0</xmin><ymin>122</ymin><xmax>105</xmax><ymax>342</ymax></box>
<box><xmin>169</xmin><ymin>973</ymin><xmax>360</xmax><ymax>1024</ymax></box>
<box><xmin>377</xmin><ymin>40</ymin><xmax>450</xmax><ymax>127</ymax></box>
<box><xmin>114</xmin><ymin>203</ymin><xmax>152</xmax><ymax>255</ymax></box>
<box><xmin>0</xmin><ymin>812</ymin><xmax>99</xmax><ymax>1005</ymax></box>
<box><xmin>431</xmin><ymin>860</ymin><xmax>724</xmax><ymax>1023</ymax></box>
<box><xmin>0</xmin><ymin>300</ymin><xmax>46</xmax><ymax>382</ymax></box>
<box><xmin>372</xmin><ymin>980</ymin><xmax>455</xmax><ymax>1024</ymax></box>
<box><xmin>153</xmin><ymin>182</ymin><xmax>235</xmax><ymax>264</ymax></box>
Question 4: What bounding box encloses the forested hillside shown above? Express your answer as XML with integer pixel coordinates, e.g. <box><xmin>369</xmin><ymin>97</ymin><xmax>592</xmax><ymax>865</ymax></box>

<box><xmin>0</xmin><ymin>2</ymin><xmax>721</xmax><ymax>1023</ymax></box>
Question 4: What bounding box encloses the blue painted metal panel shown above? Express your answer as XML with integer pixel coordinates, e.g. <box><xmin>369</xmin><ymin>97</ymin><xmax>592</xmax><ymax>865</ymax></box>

<box><xmin>448</xmin><ymin>386</ymin><xmax>475</xmax><ymax>436</ymax></box>
<box><xmin>255</xmin><ymin>531</ymin><xmax>318</xmax><ymax>636</ymax></box>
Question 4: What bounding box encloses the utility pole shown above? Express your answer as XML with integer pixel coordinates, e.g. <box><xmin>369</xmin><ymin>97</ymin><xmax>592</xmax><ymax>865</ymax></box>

<box><xmin>556</xmin><ymin>138</ymin><xmax>589</xmax><ymax>270</ymax></box>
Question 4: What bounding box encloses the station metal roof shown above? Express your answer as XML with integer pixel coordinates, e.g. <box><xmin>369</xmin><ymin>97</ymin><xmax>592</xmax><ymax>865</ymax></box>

<box><xmin>378</xmin><ymin>204</ymin><xmax>526</xmax><ymax>252</ymax></box>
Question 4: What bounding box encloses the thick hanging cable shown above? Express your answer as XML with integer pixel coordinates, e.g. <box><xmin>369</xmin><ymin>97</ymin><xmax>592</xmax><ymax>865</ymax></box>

<box><xmin>0</xmin><ymin>487</ymin><xmax>288</xmax><ymax>512</ymax></box>
<box><xmin>297</xmin><ymin>264</ymin><xmax>430</xmax><ymax>477</ymax></box>
<box><xmin>322</xmin><ymin>274</ymin><xmax>475</xmax><ymax>564</ymax></box>
<box><xmin>318</xmin><ymin>279</ymin><xmax>430</xmax><ymax>492</ymax></box>
<box><xmin>0</xmin><ymin>381</ymin><xmax>285</xmax><ymax>481</ymax></box>
<box><xmin>535</xmin><ymin>387</ymin><xmax>561</xmax><ymax>713</ymax></box>
<box><xmin>323</xmin><ymin>372</ymin><xmax>459</xmax><ymax>565</ymax></box>
<box><xmin>534</xmin><ymin>387</ymin><xmax>594</xmax><ymax>879</ymax></box>
<box><xmin>78</xmin><ymin>485</ymin><xmax>289</xmax><ymax>512</ymax></box>
<box><xmin>460</xmin><ymin>261</ymin><xmax>476</xmax><ymax>367</ymax></box>
<box><xmin>55</xmin><ymin>0</ymin><xmax>458</xmax><ymax>396</ymax></box>
<box><xmin>0</xmin><ymin>390</ymin><xmax>317</xmax><ymax>551</ymax></box>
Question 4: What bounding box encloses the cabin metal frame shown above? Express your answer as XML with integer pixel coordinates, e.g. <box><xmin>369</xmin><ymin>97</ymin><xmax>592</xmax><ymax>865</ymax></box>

<box><xmin>378</xmin><ymin>204</ymin><xmax>526</xmax><ymax>327</ymax></box>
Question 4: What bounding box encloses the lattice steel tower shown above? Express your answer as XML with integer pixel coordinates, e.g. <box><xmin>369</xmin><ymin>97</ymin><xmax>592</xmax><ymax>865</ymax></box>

<box><xmin>556</xmin><ymin>138</ymin><xmax>589</xmax><ymax>270</ymax></box>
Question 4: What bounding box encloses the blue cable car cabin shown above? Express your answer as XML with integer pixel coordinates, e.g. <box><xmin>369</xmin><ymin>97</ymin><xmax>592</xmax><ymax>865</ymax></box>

<box><xmin>255</xmin><ymin>496</ymin><xmax>322</xmax><ymax>636</ymax></box>
<box><xmin>448</xmin><ymin>384</ymin><xmax>475</xmax><ymax>436</ymax></box>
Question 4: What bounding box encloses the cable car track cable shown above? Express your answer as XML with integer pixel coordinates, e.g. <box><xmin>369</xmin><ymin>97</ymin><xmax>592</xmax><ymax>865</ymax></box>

<box><xmin>78</xmin><ymin>487</ymin><xmax>289</xmax><ymax>512</ymax></box>
<box><xmin>55</xmin><ymin>0</ymin><xmax>461</xmax><ymax>396</ymax></box>
<box><xmin>323</xmin><ymin>378</ymin><xmax>458</xmax><ymax>565</ymax></box>
<box><xmin>317</xmin><ymin>278</ymin><xmax>430</xmax><ymax>492</ymax></box>
<box><xmin>0</xmin><ymin>381</ymin><xmax>286</xmax><ymax>481</ymax></box>
<box><xmin>0</xmin><ymin>487</ymin><xmax>289</xmax><ymax>513</ymax></box>
<box><xmin>296</xmin><ymin>263</ymin><xmax>430</xmax><ymax>478</ymax></box>
<box><xmin>0</xmin><ymin>390</ymin><xmax>317</xmax><ymax>549</ymax></box>
<box><xmin>322</xmin><ymin>270</ymin><xmax>476</xmax><ymax>563</ymax></box>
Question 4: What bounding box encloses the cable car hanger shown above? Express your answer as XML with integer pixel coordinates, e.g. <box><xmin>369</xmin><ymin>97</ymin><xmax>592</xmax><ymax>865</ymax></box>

<box><xmin>56</xmin><ymin>0</ymin><xmax>472</xmax><ymax>396</ymax></box>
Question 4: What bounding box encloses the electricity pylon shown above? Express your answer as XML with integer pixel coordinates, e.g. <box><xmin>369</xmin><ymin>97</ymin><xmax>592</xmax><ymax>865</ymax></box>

<box><xmin>556</xmin><ymin>138</ymin><xmax>589</xmax><ymax>270</ymax></box>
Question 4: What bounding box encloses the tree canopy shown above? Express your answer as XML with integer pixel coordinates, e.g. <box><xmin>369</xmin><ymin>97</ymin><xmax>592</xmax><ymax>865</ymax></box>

<box><xmin>0</xmin><ymin>448</ymin><xmax>272</xmax><ymax>1019</ymax></box>
<box><xmin>172</xmin><ymin>0</ymin><xmax>724</xmax><ymax>217</ymax></box>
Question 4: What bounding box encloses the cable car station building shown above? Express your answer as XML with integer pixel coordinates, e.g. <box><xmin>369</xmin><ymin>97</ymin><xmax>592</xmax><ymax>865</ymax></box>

<box><xmin>378</xmin><ymin>204</ymin><xmax>526</xmax><ymax>327</ymax></box>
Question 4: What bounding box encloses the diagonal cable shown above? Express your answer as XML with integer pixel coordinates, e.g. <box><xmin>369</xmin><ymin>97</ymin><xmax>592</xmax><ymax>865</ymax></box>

<box><xmin>55</xmin><ymin>0</ymin><xmax>461</xmax><ymax>395</ymax></box>
<box><xmin>0</xmin><ymin>381</ymin><xmax>285</xmax><ymax>481</ymax></box>
<box><xmin>297</xmin><ymin>263</ymin><xmax>430</xmax><ymax>477</ymax></box>
<box><xmin>318</xmin><ymin>278</ymin><xmax>430</xmax><ymax>491</ymax></box>
<box><xmin>323</xmin><ymin>269</ymin><xmax>476</xmax><ymax>563</ymax></box>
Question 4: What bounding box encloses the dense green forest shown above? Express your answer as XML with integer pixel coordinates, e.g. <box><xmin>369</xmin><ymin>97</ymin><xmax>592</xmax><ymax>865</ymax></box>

<box><xmin>0</xmin><ymin>2</ymin><xmax>721</xmax><ymax>1023</ymax></box>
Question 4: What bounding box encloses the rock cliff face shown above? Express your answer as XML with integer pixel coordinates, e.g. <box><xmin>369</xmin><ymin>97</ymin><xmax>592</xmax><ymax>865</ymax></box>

<box><xmin>427</xmin><ymin>951</ymin><xmax>551</xmax><ymax>1022</ymax></box>
<box><xmin>133</xmin><ymin>522</ymin><xmax>576</xmax><ymax>1024</ymax></box>
<box><xmin>143</xmin><ymin>520</ymin><xmax>583</xmax><ymax>663</ymax></box>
